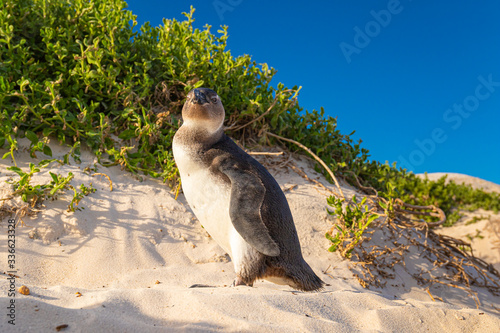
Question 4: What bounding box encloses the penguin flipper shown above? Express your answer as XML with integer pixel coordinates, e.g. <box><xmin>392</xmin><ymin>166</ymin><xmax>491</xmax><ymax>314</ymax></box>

<box><xmin>216</xmin><ymin>157</ymin><xmax>280</xmax><ymax>257</ymax></box>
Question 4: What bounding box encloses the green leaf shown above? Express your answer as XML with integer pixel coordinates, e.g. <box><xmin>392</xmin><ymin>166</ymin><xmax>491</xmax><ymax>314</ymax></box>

<box><xmin>19</xmin><ymin>174</ymin><xmax>29</xmax><ymax>185</ymax></box>
<box><xmin>49</xmin><ymin>172</ymin><xmax>58</xmax><ymax>183</ymax></box>
<box><xmin>6</xmin><ymin>135</ymin><xmax>15</xmax><ymax>145</ymax></box>
<box><xmin>118</xmin><ymin>129</ymin><xmax>136</xmax><ymax>140</ymax></box>
<box><xmin>39</xmin><ymin>159</ymin><xmax>55</xmax><ymax>167</ymax></box>
<box><xmin>149</xmin><ymin>171</ymin><xmax>160</xmax><ymax>177</ymax></box>
<box><xmin>366</xmin><ymin>214</ymin><xmax>379</xmax><ymax>225</ymax></box>
<box><xmin>7</xmin><ymin>166</ymin><xmax>24</xmax><ymax>176</ymax></box>
<box><xmin>328</xmin><ymin>245</ymin><xmax>337</xmax><ymax>252</ymax></box>
<box><xmin>43</xmin><ymin>128</ymin><xmax>54</xmax><ymax>137</ymax></box>
<box><xmin>193</xmin><ymin>80</ymin><xmax>205</xmax><ymax>88</ymax></box>
<box><xmin>19</xmin><ymin>79</ymin><xmax>30</xmax><ymax>92</ymax></box>
<box><xmin>0</xmin><ymin>76</ymin><xmax>6</xmax><ymax>91</ymax></box>
<box><xmin>43</xmin><ymin>145</ymin><xmax>53</xmax><ymax>157</ymax></box>
<box><xmin>26</xmin><ymin>130</ymin><xmax>38</xmax><ymax>144</ymax></box>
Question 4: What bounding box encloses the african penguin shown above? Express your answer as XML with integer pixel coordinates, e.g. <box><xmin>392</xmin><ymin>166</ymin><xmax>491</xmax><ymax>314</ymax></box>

<box><xmin>172</xmin><ymin>88</ymin><xmax>324</xmax><ymax>291</ymax></box>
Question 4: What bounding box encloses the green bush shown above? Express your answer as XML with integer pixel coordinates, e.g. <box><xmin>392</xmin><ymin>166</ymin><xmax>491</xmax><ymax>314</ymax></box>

<box><xmin>1</xmin><ymin>0</ymin><xmax>498</xmax><ymax>224</ymax></box>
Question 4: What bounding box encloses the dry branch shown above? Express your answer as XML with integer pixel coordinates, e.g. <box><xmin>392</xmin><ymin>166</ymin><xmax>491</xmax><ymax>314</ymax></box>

<box><xmin>92</xmin><ymin>172</ymin><xmax>113</xmax><ymax>191</ymax></box>
<box><xmin>394</xmin><ymin>198</ymin><xmax>446</xmax><ymax>226</ymax></box>
<box><xmin>265</xmin><ymin>131</ymin><xmax>345</xmax><ymax>199</ymax></box>
<box><xmin>247</xmin><ymin>151</ymin><xmax>284</xmax><ymax>156</ymax></box>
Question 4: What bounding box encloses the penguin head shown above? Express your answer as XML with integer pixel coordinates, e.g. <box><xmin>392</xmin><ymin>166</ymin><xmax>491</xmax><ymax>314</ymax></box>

<box><xmin>182</xmin><ymin>88</ymin><xmax>225</xmax><ymax>134</ymax></box>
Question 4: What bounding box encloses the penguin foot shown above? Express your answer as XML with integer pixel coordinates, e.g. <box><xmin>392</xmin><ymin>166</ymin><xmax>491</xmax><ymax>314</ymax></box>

<box><xmin>231</xmin><ymin>277</ymin><xmax>253</xmax><ymax>287</ymax></box>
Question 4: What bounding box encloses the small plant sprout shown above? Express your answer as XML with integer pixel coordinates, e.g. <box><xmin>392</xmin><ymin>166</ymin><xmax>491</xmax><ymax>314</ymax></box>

<box><xmin>68</xmin><ymin>183</ymin><xmax>96</xmax><ymax>212</ymax></box>
<box><xmin>325</xmin><ymin>195</ymin><xmax>379</xmax><ymax>258</ymax></box>
<box><xmin>5</xmin><ymin>160</ymin><xmax>95</xmax><ymax>214</ymax></box>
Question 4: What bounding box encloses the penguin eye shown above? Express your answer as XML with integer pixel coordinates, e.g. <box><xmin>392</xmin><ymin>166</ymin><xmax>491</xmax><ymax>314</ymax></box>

<box><xmin>211</xmin><ymin>97</ymin><xmax>218</xmax><ymax>103</ymax></box>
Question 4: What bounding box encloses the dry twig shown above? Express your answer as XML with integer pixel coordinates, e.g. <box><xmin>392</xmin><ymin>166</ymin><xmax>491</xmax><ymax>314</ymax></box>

<box><xmin>345</xmin><ymin>170</ymin><xmax>378</xmax><ymax>197</ymax></box>
<box><xmin>247</xmin><ymin>151</ymin><xmax>284</xmax><ymax>156</ymax></box>
<box><xmin>394</xmin><ymin>199</ymin><xmax>446</xmax><ymax>226</ymax></box>
<box><xmin>266</xmin><ymin>132</ymin><xmax>345</xmax><ymax>199</ymax></box>
<box><xmin>92</xmin><ymin>172</ymin><xmax>113</xmax><ymax>191</ymax></box>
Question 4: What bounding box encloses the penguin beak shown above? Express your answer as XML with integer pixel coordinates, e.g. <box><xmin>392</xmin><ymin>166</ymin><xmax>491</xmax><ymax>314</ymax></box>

<box><xmin>192</xmin><ymin>89</ymin><xmax>209</xmax><ymax>105</ymax></box>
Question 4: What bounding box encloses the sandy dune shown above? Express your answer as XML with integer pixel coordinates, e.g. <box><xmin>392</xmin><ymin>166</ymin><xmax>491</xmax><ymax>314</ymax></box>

<box><xmin>1</xmin><ymin>139</ymin><xmax>499</xmax><ymax>332</ymax></box>
<box><xmin>421</xmin><ymin>172</ymin><xmax>500</xmax><ymax>277</ymax></box>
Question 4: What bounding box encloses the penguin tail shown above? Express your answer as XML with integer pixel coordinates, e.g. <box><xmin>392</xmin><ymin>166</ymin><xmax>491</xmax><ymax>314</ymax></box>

<box><xmin>286</xmin><ymin>261</ymin><xmax>325</xmax><ymax>292</ymax></box>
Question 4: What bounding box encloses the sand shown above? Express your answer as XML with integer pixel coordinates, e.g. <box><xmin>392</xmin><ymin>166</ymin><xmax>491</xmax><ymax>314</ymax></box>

<box><xmin>1</xmin><ymin>138</ymin><xmax>499</xmax><ymax>332</ymax></box>
<box><xmin>420</xmin><ymin>172</ymin><xmax>500</xmax><ymax>277</ymax></box>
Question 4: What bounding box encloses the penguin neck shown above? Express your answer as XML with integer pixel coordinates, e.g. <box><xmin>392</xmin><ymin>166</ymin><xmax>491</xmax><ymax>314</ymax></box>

<box><xmin>177</xmin><ymin>121</ymin><xmax>224</xmax><ymax>149</ymax></box>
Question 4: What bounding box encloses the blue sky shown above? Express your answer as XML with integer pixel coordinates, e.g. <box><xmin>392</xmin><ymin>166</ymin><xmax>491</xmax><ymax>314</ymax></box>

<box><xmin>126</xmin><ymin>0</ymin><xmax>500</xmax><ymax>184</ymax></box>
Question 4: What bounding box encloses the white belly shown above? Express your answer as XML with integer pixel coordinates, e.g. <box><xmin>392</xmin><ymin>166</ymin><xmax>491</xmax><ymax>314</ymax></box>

<box><xmin>173</xmin><ymin>143</ymin><xmax>234</xmax><ymax>255</ymax></box>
